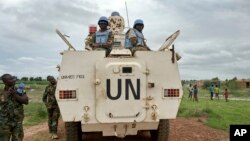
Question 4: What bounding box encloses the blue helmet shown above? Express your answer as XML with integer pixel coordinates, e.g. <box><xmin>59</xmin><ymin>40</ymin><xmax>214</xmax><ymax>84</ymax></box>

<box><xmin>133</xmin><ymin>19</ymin><xmax>144</xmax><ymax>27</ymax></box>
<box><xmin>98</xmin><ymin>16</ymin><xmax>108</xmax><ymax>24</ymax></box>
<box><xmin>17</xmin><ymin>82</ymin><xmax>25</xmax><ymax>94</ymax></box>
<box><xmin>18</xmin><ymin>82</ymin><xmax>25</xmax><ymax>89</ymax></box>
<box><xmin>111</xmin><ymin>11</ymin><xmax>120</xmax><ymax>16</ymax></box>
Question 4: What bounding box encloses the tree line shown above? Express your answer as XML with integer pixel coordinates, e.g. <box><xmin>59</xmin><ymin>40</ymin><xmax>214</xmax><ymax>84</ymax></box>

<box><xmin>0</xmin><ymin>76</ymin><xmax>47</xmax><ymax>81</ymax></box>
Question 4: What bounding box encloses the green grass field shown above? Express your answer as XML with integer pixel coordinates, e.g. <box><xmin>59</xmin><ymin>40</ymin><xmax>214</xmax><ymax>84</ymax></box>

<box><xmin>23</xmin><ymin>102</ymin><xmax>47</xmax><ymax>127</ymax></box>
<box><xmin>178</xmin><ymin>98</ymin><xmax>250</xmax><ymax>131</ymax></box>
<box><xmin>180</xmin><ymin>85</ymin><xmax>250</xmax><ymax>131</ymax></box>
<box><xmin>23</xmin><ymin>83</ymin><xmax>48</xmax><ymax>127</ymax></box>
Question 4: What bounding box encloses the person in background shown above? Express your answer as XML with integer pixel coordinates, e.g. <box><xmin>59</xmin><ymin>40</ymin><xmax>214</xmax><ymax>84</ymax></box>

<box><xmin>193</xmin><ymin>84</ymin><xmax>198</xmax><ymax>102</ymax></box>
<box><xmin>0</xmin><ymin>74</ymin><xmax>29</xmax><ymax>141</ymax></box>
<box><xmin>214</xmin><ymin>85</ymin><xmax>220</xmax><ymax>100</ymax></box>
<box><xmin>125</xmin><ymin>19</ymin><xmax>150</xmax><ymax>55</ymax></box>
<box><xmin>209</xmin><ymin>84</ymin><xmax>214</xmax><ymax>100</ymax></box>
<box><xmin>188</xmin><ymin>84</ymin><xmax>193</xmax><ymax>100</ymax></box>
<box><xmin>224</xmin><ymin>88</ymin><xmax>229</xmax><ymax>102</ymax></box>
<box><xmin>43</xmin><ymin>76</ymin><xmax>60</xmax><ymax>139</ymax></box>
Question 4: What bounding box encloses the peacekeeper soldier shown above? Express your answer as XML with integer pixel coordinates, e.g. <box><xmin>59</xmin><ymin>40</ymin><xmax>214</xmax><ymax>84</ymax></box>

<box><xmin>0</xmin><ymin>74</ymin><xmax>29</xmax><ymax>141</ymax></box>
<box><xmin>125</xmin><ymin>19</ymin><xmax>150</xmax><ymax>55</ymax></box>
<box><xmin>84</xmin><ymin>25</ymin><xmax>97</xmax><ymax>51</ymax></box>
<box><xmin>43</xmin><ymin>76</ymin><xmax>60</xmax><ymax>139</ymax></box>
<box><xmin>89</xmin><ymin>16</ymin><xmax>114</xmax><ymax>56</ymax></box>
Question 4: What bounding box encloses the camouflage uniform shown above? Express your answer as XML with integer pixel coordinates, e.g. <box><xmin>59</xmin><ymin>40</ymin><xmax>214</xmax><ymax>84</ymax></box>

<box><xmin>0</xmin><ymin>87</ymin><xmax>24</xmax><ymax>141</ymax></box>
<box><xmin>12</xmin><ymin>90</ymin><xmax>25</xmax><ymax>141</ymax></box>
<box><xmin>84</xmin><ymin>33</ymin><xmax>94</xmax><ymax>50</ymax></box>
<box><xmin>42</xmin><ymin>84</ymin><xmax>60</xmax><ymax>135</ymax></box>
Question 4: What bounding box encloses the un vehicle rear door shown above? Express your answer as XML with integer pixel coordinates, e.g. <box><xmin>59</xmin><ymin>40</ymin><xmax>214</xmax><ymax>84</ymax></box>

<box><xmin>95</xmin><ymin>59</ymin><xmax>147</xmax><ymax>123</ymax></box>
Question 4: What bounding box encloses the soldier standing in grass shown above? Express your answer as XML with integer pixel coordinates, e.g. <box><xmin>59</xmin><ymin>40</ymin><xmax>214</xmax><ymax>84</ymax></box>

<box><xmin>0</xmin><ymin>74</ymin><xmax>29</xmax><ymax>141</ymax></box>
<box><xmin>43</xmin><ymin>76</ymin><xmax>60</xmax><ymax>139</ymax></box>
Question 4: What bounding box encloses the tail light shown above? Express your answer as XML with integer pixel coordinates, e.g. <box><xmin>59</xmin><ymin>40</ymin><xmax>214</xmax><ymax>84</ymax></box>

<box><xmin>59</xmin><ymin>90</ymin><xmax>77</xmax><ymax>99</ymax></box>
<box><xmin>164</xmin><ymin>89</ymin><xmax>180</xmax><ymax>97</ymax></box>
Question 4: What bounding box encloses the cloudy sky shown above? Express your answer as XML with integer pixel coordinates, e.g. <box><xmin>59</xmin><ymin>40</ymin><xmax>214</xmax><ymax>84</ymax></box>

<box><xmin>0</xmin><ymin>0</ymin><xmax>249</xmax><ymax>80</ymax></box>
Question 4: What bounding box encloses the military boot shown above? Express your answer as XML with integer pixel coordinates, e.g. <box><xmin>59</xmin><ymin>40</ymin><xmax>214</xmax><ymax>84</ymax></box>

<box><xmin>51</xmin><ymin>133</ymin><xmax>59</xmax><ymax>139</ymax></box>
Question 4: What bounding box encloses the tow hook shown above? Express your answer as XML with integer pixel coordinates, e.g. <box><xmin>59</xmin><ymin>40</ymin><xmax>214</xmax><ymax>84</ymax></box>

<box><xmin>151</xmin><ymin>104</ymin><xmax>158</xmax><ymax>120</ymax></box>
<box><xmin>83</xmin><ymin>106</ymin><xmax>90</xmax><ymax>122</ymax></box>
<box><xmin>114</xmin><ymin>124</ymin><xmax>127</xmax><ymax>138</ymax></box>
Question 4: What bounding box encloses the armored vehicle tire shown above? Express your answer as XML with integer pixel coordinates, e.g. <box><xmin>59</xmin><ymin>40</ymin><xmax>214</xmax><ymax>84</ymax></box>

<box><xmin>65</xmin><ymin>122</ymin><xmax>82</xmax><ymax>141</ymax></box>
<box><xmin>150</xmin><ymin>119</ymin><xmax>169</xmax><ymax>141</ymax></box>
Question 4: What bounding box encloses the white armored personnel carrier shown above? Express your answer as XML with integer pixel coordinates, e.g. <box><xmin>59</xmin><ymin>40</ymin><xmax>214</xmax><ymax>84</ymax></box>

<box><xmin>55</xmin><ymin>13</ymin><xmax>182</xmax><ymax>141</ymax></box>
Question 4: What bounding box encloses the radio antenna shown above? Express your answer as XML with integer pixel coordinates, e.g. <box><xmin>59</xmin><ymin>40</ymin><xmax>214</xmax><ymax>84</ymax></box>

<box><xmin>125</xmin><ymin>1</ymin><xmax>130</xmax><ymax>27</ymax></box>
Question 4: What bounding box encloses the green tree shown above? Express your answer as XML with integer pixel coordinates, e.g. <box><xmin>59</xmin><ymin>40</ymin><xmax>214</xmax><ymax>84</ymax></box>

<box><xmin>223</xmin><ymin>77</ymin><xmax>240</xmax><ymax>90</ymax></box>
<box><xmin>21</xmin><ymin>77</ymin><xmax>29</xmax><ymax>81</ymax></box>
<box><xmin>202</xmin><ymin>80</ymin><xmax>211</xmax><ymax>89</ymax></box>
<box><xmin>29</xmin><ymin>77</ymin><xmax>34</xmax><ymax>81</ymax></box>
<box><xmin>211</xmin><ymin>77</ymin><xmax>219</xmax><ymax>81</ymax></box>
<box><xmin>232</xmin><ymin>77</ymin><xmax>237</xmax><ymax>81</ymax></box>
<box><xmin>34</xmin><ymin>77</ymin><xmax>42</xmax><ymax>81</ymax></box>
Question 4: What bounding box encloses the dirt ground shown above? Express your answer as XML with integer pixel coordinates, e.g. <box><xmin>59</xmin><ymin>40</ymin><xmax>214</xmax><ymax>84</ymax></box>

<box><xmin>24</xmin><ymin>117</ymin><xmax>229</xmax><ymax>141</ymax></box>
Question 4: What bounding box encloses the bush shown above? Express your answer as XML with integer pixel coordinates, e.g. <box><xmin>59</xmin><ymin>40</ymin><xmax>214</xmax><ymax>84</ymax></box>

<box><xmin>202</xmin><ymin>80</ymin><xmax>211</xmax><ymax>89</ymax></box>
<box><xmin>224</xmin><ymin>79</ymin><xmax>240</xmax><ymax>90</ymax></box>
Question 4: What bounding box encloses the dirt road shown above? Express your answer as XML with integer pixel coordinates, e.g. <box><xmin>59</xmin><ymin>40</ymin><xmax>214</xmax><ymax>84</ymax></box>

<box><xmin>24</xmin><ymin>117</ymin><xmax>229</xmax><ymax>141</ymax></box>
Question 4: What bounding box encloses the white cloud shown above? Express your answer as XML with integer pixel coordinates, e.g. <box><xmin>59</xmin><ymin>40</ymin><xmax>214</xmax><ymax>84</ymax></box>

<box><xmin>18</xmin><ymin>57</ymin><xmax>34</xmax><ymax>61</ymax></box>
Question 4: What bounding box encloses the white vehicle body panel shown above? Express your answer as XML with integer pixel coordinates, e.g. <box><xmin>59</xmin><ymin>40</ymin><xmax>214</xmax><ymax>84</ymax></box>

<box><xmin>56</xmin><ymin>50</ymin><xmax>183</xmax><ymax>136</ymax></box>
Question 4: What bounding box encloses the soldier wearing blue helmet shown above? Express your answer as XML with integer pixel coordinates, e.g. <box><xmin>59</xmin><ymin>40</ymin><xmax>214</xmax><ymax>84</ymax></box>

<box><xmin>133</xmin><ymin>19</ymin><xmax>144</xmax><ymax>28</ymax></box>
<box><xmin>90</xmin><ymin>16</ymin><xmax>114</xmax><ymax>56</ymax></box>
<box><xmin>98</xmin><ymin>16</ymin><xmax>109</xmax><ymax>25</ymax></box>
<box><xmin>125</xmin><ymin>19</ymin><xmax>150</xmax><ymax>54</ymax></box>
